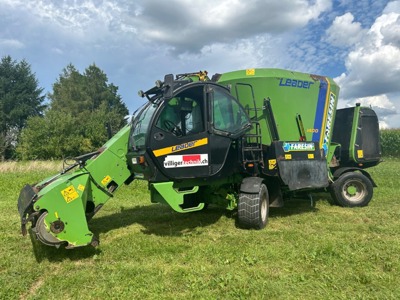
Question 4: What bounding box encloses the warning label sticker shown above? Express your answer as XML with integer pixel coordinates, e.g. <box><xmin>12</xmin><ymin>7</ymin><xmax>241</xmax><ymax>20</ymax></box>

<box><xmin>246</xmin><ymin>69</ymin><xmax>255</xmax><ymax>76</ymax></box>
<box><xmin>101</xmin><ymin>175</ymin><xmax>112</xmax><ymax>186</ymax></box>
<box><xmin>268</xmin><ymin>159</ymin><xmax>277</xmax><ymax>170</ymax></box>
<box><xmin>164</xmin><ymin>154</ymin><xmax>208</xmax><ymax>168</ymax></box>
<box><xmin>61</xmin><ymin>185</ymin><xmax>79</xmax><ymax>204</ymax></box>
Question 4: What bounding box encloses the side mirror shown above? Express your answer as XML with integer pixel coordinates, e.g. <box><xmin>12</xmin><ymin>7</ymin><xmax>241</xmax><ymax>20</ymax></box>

<box><xmin>164</xmin><ymin>74</ymin><xmax>174</xmax><ymax>99</ymax></box>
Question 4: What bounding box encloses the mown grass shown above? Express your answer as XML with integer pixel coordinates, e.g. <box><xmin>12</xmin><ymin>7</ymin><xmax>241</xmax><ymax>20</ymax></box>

<box><xmin>1</xmin><ymin>159</ymin><xmax>400</xmax><ymax>299</ymax></box>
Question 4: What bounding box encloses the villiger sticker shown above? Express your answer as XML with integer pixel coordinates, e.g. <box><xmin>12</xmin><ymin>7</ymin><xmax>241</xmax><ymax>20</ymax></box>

<box><xmin>61</xmin><ymin>185</ymin><xmax>79</xmax><ymax>204</ymax></box>
<box><xmin>164</xmin><ymin>154</ymin><xmax>208</xmax><ymax>168</ymax></box>
<box><xmin>283</xmin><ymin>142</ymin><xmax>315</xmax><ymax>152</ymax></box>
<box><xmin>153</xmin><ymin>138</ymin><xmax>208</xmax><ymax>157</ymax></box>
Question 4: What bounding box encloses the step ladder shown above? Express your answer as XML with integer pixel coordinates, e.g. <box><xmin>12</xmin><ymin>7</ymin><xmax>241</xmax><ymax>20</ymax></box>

<box><xmin>242</xmin><ymin>120</ymin><xmax>264</xmax><ymax>173</ymax></box>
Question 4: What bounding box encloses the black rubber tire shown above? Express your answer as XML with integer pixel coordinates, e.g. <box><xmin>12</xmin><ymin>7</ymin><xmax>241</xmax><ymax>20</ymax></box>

<box><xmin>330</xmin><ymin>172</ymin><xmax>373</xmax><ymax>207</ymax></box>
<box><xmin>238</xmin><ymin>183</ymin><xmax>269</xmax><ymax>229</ymax></box>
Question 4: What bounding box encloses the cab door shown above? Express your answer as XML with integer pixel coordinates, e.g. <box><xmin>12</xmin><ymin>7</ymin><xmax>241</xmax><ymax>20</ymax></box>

<box><xmin>148</xmin><ymin>84</ymin><xmax>210</xmax><ymax>180</ymax></box>
<box><xmin>206</xmin><ymin>85</ymin><xmax>251</xmax><ymax>175</ymax></box>
<box><xmin>148</xmin><ymin>83</ymin><xmax>250</xmax><ymax>180</ymax></box>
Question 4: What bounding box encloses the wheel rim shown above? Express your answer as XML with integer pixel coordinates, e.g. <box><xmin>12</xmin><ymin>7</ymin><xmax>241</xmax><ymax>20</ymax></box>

<box><xmin>341</xmin><ymin>179</ymin><xmax>367</xmax><ymax>203</ymax></box>
<box><xmin>35</xmin><ymin>212</ymin><xmax>63</xmax><ymax>247</ymax></box>
<box><xmin>260</xmin><ymin>195</ymin><xmax>267</xmax><ymax>223</ymax></box>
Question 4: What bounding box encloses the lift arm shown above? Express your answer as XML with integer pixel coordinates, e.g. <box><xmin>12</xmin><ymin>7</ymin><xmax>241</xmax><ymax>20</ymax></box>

<box><xmin>17</xmin><ymin>125</ymin><xmax>132</xmax><ymax>248</ymax></box>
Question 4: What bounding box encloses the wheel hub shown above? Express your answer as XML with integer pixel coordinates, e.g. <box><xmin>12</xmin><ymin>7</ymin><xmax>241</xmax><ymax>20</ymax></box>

<box><xmin>342</xmin><ymin>180</ymin><xmax>366</xmax><ymax>202</ymax></box>
<box><xmin>34</xmin><ymin>212</ymin><xmax>63</xmax><ymax>247</ymax></box>
<box><xmin>346</xmin><ymin>185</ymin><xmax>357</xmax><ymax>196</ymax></box>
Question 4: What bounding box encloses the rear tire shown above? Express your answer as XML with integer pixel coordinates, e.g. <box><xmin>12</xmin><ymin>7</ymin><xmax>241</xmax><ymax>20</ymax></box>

<box><xmin>330</xmin><ymin>172</ymin><xmax>373</xmax><ymax>207</ymax></box>
<box><xmin>238</xmin><ymin>183</ymin><xmax>269</xmax><ymax>229</ymax></box>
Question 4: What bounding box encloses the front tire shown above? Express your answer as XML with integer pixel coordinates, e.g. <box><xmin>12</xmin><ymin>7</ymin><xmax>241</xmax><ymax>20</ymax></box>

<box><xmin>238</xmin><ymin>183</ymin><xmax>269</xmax><ymax>229</ymax></box>
<box><xmin>330</xmin><ymin>172</ymin><xmax>373</xmax><ymax>207</ymax></box>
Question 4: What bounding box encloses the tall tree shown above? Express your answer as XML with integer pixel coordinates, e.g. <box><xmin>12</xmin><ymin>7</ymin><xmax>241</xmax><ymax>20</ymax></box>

<box><xmin>18</xmin><ymin>63</ymin><xmax>129</xmax><ymax>159</ymax></box>
<box><xmin>49</xmin><ymin>64</ymin><xmax>128</xmax><ymax>117</ymax></box>
<box><xmin>0</xmin><ymin>55</ymin><xmax>45</xmax><ymax>160</ymax></box>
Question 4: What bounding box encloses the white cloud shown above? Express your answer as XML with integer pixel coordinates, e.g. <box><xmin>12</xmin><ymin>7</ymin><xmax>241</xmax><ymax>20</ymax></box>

<box><xmin>51</xmin><ymin>48</ymin><xmax>63</xmax><ymax>55</ymax></box>
<box><xmin>353</xmin><ymin>94</ymin><xmax>397</xmax><ymax>115</ymax></box>
<box><xmin>380</xmin><ymin>14</ymin><xmax>400</xmax><ymax>47</ymax></box>
<box><xmin>0</xmin><ymin>0</ymin><xmax>332</xmax><ymax>51</ymax></box>
<box><xmin>336</xmin><ymin>4</ymin><xmax>400</xmax><ymax>99</ymax></box>
<box><xmin>128</xmin><ymin>0</ymin><xmax>332</xmax><ymax>53</ymax></box>
<box><xmin>384</xmin><ymin>0</ymin><xmax>400</xmax><ymax>14</ymax></box>
<box><xmin>333</xmin><ymin>1</ymin><xmax>400</xmax><ymax>128</ymax></box>
<box><xmin>325</xmin><ymin>13</ymin><xmax>365</xmax><ymax>47</ymax></box>
<box><xmin>0</xmin><ymin>0</ymin><xmax>127</xmax><ymax>42</ymax></box>
<box><xmin>356</xmin><ymin>94</ymin><xmax>399</xmax><ymax>130</ymax></box>
<box><xmin>0</xmin><ymin>38</ymin><xmax>24</xmax><ymax>49</ymax></box>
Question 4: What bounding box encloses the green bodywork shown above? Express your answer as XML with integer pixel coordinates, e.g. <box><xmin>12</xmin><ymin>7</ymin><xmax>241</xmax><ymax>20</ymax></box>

<box><xmin>217</xmin><ymin>69</ymin><xmax>340</xmax><ymax>151</ymax></box>
<box><xmin>20</xmin><ymin>125</ymin><xmax>132</xmax><ymax>248</ymax></box>
<box><xmin>151</xmin><ymin>182</ymin><xmax>204</xmax><ymax>213</ymax></box>
<box><xmin>348</xmin><ymin>105</ymin><xmax>363</xmax><ymax>163</ymax></box>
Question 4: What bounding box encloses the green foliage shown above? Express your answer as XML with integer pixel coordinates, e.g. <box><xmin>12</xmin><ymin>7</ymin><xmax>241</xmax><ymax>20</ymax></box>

<box><xmin>17</xmin><ymin>64</ymin><xmax>129</xmax><ymax>159</ymax></box>
<box><xmin>49</xmin><ymin>64</ymin><xmax>127</xmax><ymax>116</ymax></box>
<box><xmin>16</xmin><ymin>110</ymin><xmax>91</xmax><ymax>159</ymax></box>
<box><xmin>0</xmin><ymin>55</ymin><xmax>45</xmax><ymax>160</ymax></box>
<box><xmin>380</xmin><ymin>129</ymin><xmax>400</xmax><ymax>157</ymax></box>
<box><xmin>2</xmin><ymin>159</ymin><xmax>400</xmax><ymax>299</ymax></box>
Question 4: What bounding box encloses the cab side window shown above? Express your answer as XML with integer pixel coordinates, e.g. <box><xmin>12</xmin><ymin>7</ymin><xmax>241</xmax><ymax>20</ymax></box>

<box><xmin>212</xmin><ymin>87</ymin><xmax>250</xmax><ymax>134</ymax></box>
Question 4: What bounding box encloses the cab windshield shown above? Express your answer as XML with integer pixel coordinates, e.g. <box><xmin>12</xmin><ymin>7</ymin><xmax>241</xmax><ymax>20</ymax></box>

<box><xmin>129</xmin><ymin>103</ymin><xmax>157</xmax><ymax>150</ymax></box>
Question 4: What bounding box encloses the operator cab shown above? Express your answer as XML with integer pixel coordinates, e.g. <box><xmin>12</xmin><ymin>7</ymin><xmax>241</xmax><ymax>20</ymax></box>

<box><xmin>127</xmin><ymin>73</ymin><xmax>251</xmax><ymax>182</ymax></box>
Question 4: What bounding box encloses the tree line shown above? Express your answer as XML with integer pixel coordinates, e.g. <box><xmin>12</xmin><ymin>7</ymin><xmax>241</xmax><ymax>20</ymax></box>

<box><xmin>0</xmin><ymin>55</ymin><xmax>129</xmax><ymax>160</ymax></box>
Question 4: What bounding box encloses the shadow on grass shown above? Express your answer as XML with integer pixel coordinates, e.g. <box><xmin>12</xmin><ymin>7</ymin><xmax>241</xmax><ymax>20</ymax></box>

<box><xmin>28</xmin><ymin>229</ymin><xmax>101</xmax><ymax>263</ymax></box>
<box><xmin>30</xmin><ymin>193</ymin><xmax>329</xmax><ymax>262</ymax></box>
<box><xmin>30</xmin><ymin>204</ymin><xmax>227</xmax><ymax>263</ymax></box>
<box><xmin>90</xmin><ymin>203</ymin><xmax>227</xmax><ymax>237</ymax></box>
<box><xmin>270</xmin><ymin>194</ymin><xmax>322</xmax><ymax>218</ymax></box>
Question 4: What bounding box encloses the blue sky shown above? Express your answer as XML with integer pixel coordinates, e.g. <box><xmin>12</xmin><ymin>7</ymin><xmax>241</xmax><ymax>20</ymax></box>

<box><xmin>1</xmin><ymin>0</ymin><xmax>399</xmax><ymax>127</ymax></box>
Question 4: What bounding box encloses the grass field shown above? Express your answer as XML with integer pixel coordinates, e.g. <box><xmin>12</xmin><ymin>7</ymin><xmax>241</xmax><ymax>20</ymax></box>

<box><xmin>1</xmin><ymin>159</ymin><xmax>400</xmax><ymax>299</ymax></box>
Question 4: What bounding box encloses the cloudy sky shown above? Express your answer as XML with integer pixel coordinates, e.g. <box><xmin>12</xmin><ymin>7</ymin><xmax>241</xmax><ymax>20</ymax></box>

<box><xmin>1</xmin><ymin>0</ymin><xmax>399</xmax><ymax>128</ymax></box>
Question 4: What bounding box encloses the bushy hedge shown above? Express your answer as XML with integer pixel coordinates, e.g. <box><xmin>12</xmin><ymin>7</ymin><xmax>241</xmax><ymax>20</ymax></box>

<box><xmin>380</xmin><ymin>129</ymin><xmax>400</xmax><ymax>157</ymax></box>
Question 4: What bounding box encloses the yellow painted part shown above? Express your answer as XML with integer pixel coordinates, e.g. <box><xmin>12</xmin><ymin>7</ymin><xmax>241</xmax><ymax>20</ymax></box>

<box><xmin>285</xmin><ymin>154</ymin><xmax>292</xmax><ymax>160</ymax></box>
<box><xmin>268</xmin><ymin>159</ymin><xmax>277</xmax><ymax>170</ymax></box>
<box><xmin>319</xmin><ymin>79</ymin><xmax>331</xmax><ymax>149</ymax></box>
<box><xmin>246</xmin><ymin>69</ymin><xmax>255</xmax><ymax>76</ymax></box>
<box><xmin>101</xmin><ymin>175</ymin><xmax>112</xmax><ymax>186</ymax></box>
<box><xmin>308</xmin><ymin>153</ymin><xmax>315</xmax><ymax>159</ymax></box>
<box><xmin>358</xmin><ymin>150</ymin><xmax>364</xmax><ymax>158</ymax></box>
<box><xmin>153</xmin><ymin>138</ymin><xmax>208</xmax><ymax>157</ymax></box>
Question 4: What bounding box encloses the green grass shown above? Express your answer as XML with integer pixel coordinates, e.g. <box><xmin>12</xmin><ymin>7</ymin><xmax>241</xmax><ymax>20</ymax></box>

<box><xmin>2</xmin><ymin>159</ymin><xmax>400</xmax><ymax>299</ymax></box>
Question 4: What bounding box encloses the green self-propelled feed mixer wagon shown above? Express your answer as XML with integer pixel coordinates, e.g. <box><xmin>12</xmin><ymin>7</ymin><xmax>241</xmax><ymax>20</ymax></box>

<box><xmin>18</xmin><ymin>69</ymin><xmax>381</xmax><ymax>249</ymax></box>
